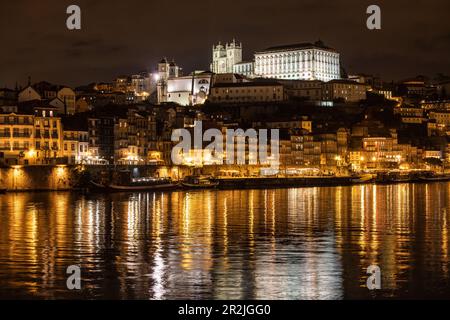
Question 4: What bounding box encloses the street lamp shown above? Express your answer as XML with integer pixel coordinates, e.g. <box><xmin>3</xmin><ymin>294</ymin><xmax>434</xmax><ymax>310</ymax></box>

<box><xmin>26</xmin><ymin>149</ymin><xmax>36</xmax><ymax>158</ymax></box>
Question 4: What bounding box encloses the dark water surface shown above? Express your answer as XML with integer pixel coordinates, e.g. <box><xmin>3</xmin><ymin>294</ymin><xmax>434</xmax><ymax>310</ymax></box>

<box><xmin>0</xmin><ymin>183</ymin><xmax>449</xmax><ymax>299</ymax></box>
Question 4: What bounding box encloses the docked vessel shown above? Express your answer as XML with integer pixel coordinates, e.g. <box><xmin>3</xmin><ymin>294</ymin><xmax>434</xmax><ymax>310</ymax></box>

<box><xmin>351</xmin><ymin>173</ymin><xmax>375</xmax><ymax>184</ymax></box>
<box><xmin>418</xmin><ymin>174</ymin><xmax>450</xmax><ymax>182</ymax></box>
<box><xmin>181</xmin><ymin>175</ymin><xmax>219</xmax><ymax>189</ymax></box>
<box><xmin>90</xmin><ymin>176</ymin><xmax>178</xmax><ymax>192</ymax></box>
<box><xmin>376</xmin><ymin>171</ymin><xmax>412</xmax><ymax>183</ymax></box>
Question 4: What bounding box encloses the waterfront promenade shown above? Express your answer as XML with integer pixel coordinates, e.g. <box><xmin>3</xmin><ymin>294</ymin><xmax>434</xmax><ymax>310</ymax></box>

<box><xmin>0</xmin><ymin>164</ymin><xmax>447</xmax><ymax>192</ymax></box>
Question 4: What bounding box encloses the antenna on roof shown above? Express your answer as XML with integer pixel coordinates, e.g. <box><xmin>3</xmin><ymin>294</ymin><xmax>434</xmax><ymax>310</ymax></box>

<box><xmin>27</xmin><ymin>76</ymin><xmax>31</xmax><ymax>86</ymax></box>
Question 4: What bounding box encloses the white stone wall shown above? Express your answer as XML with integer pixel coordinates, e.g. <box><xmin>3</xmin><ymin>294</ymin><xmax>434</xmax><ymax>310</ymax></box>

<box><xmin>255</xmin><ymin>48</ymin><xmax>340</xmax><ymax>82</ymax></box>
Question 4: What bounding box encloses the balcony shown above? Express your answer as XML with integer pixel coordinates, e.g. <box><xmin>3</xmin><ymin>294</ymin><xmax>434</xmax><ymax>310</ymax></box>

<box><xmin>13</xmin><ymin>133</ymin><xmax>32</xmax><ymax>138</ymax></box>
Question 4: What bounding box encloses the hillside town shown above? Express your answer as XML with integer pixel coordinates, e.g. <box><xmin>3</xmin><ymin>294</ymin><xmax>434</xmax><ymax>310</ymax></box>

<box><xmin>1</xmin><ymin>39</ymin><xmax>450</xmax><ymax>181</ymax></box>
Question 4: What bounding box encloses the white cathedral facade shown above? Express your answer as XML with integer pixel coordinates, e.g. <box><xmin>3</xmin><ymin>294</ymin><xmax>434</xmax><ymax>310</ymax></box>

<box><xmin>156</xmin><ymin>58</ymin><xmax>212</xmax><ymax>106</ymax></box>
<box><xmin>210</xmin><ymin>39</ymin><xmax>243</xmax><ymax>74</ymax></box>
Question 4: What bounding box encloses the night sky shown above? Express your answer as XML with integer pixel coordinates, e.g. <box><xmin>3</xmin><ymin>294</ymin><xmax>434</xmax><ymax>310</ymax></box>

<box><xmin>0</xmin><ymin>0</ymin><xmax>449</xmax><ymax>88</ymax></box>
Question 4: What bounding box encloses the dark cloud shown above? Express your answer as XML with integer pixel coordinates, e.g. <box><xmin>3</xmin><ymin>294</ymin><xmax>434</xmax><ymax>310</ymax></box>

<box><xmin>0</xmin><ymin>0</ymin><xmax>449</xmax><ymax>88</ymax></box>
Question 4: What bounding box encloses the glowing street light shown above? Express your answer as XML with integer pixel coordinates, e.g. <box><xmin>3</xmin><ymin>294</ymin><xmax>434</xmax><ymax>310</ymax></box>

<box><xmin>26</xmin><ymin>149</ymin><xmax>36</xmax><ymax>158</ymax></box>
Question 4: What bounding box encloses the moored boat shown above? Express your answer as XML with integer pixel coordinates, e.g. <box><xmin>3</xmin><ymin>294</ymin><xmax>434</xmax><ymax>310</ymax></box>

<box><xmin>351</xmin><ymin>173</ymin><xmax>375</xmax><ymax>184</ymax></box>
<box><xmin>376</xmin><ymin>171</ymin><xmax>412</xmax><ymax>184</ymax></box>
<box><xmin>181</xmin><ymin>175</ymin><xmax>219</xmax><ymax>189</ymax></box>
<box><xmin>418</xmin><ymin>174</ymin><xmax>450</xmax><ymax>182</ymax></box>
<box><xmin>90</xmin><ymin>177</ymin><xmax>179</xmax><ymax>192</ymax></box>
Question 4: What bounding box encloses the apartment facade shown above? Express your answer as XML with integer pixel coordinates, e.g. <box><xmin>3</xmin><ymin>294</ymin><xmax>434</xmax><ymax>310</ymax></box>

<box><xmin>209</xmin><ymin>82</ymin><xmax>284</xmax><ymax>103</ymax></box>
<box><xmin>0</xmin><ymin>112</ymin><xmax>63</xmax><ymax>165</ymax></box>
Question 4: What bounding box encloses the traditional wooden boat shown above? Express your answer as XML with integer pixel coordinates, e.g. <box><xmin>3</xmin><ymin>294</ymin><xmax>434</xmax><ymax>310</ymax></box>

<box><xmin>392</xmin><ymin>175</ymin><xmax>411</xmax><ymax>182</ymax></box>
<box><xmin>90</xmin><ymin>177</ymin><xmax>178</xmax><ymax>192</ymax></box>
<box><xmin>376</xmin><ymin>172</ymin><xmax>412</xmax><ymax>183</ymax></box>
<box><xmin>351</xmin><ymin>174</ymin><xmax>375</xmax><ymax>184</ymax></box>
<box><xmin>418</xmin><ymin>174</ymin><xmax>450</xmax><ymax>182</ymax></box>
<box><xmin>181</xmin><ymin>176</ymin><xmax>219</xmax><ymax>189</ymax></box>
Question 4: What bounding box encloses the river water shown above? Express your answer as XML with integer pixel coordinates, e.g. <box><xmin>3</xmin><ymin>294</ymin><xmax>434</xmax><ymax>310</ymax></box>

<box><xmin>0</xmin><ymin>183</ymin><xmax>449</xmax><ymax>299</ymax></box>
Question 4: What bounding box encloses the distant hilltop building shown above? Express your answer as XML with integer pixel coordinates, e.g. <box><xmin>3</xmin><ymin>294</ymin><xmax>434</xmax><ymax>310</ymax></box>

<box><xmin>157</xmin><ymin>58</ymin><xmax>212</xmax><ymax>106</ymax></box>
<box><xmin>254</xmin><ymin>40</ymin><xmax>340</xmax><ymax>82</ymax></box>
<box><xmin>210</xmin><ymin>39</ymin><xmax>243</xmax><ymax>74</ymax></box>
<box><xmin>211</xmin><ymin>39</ymin><xmax>340</xmax><ymax>82</ymax></box>
<box><xmin>232</xmin><ymin>61</ymin><xmax>255</xmax><ymax>78</ymax></box>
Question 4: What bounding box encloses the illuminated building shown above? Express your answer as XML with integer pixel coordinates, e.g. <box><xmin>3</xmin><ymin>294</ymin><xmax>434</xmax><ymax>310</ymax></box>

<box><xmin>33</xmin><ymin>108</ymin><xmax>64</xmax><ymax>164</ymax></box>
<box><xmin>0</xmin><ymin>108</ymin><xmax>64</xmax><ymax>165</ymax></box>
<box><xmin>157</xmin><ymin>58</ymin><xmax>206</xmax><ymax>105</ymax></box>
<box><xmin>209</xmin><ymin>82</ymin><xmax>284</xmax><ymax>103</ymax></box>
<box><xmin>423</xmin><ymin>150</ymin><xmax>442</xmax><ymax>160</ymax></box>
<box><xmin>130</xmin><ymin>73</ymin><xmax>153</xmax><ymax>102</ymax></box>
<box><xmin>213</xmin><ymin>73</ymin><xmax>247</xmax><ymax>84</ymax></box>
<box><xmin>18</xmin><ymin>82</ymin><xmax>76</xmax><ymax>115</ymax></box>
<box><xmin>322</xmin><ymin>79</ymin><xmax>366</xmax><ymax>102</ymax></box>
<box><xmin>88</xmin><ymin>116</ymin><xmax>115</xmax><ymax>164</ymax></box>
<box><xmin>114</xmin><ymin>109</ymin><xmax>158</xmax><ymax>165</ymax></box>
<box><xmin>113</xmin><ymin>73</ymin><xmax>153</xmax><ymax>103</ymax></box>
<box><xmin>210</xmin><ymin>39</ymin><xmax>242</xmax><ymax>74</ymax></box>
<box><xmin>254</xmin><ymin>40</ymin><xmax>340</xmax><ymax>81</ymax></box>
<box><xmin>278</xmin><ymin>79</ymin><xmax>324</xmax><ymax>100</ymax></box>
<box><xmin>428</xmin><ymin>110</ymin><xmax>450</xmax><ymax>128</ymax></box>
<box><xmin>255</xmin><ymin>118</ymin><xmax>312</xmax><ymax>133</ymax></box>
<box><xmin>421</xmin><ymin>100</ymin><xmax>450</xmax><ymax>110</ymax></box>
<box><xmin>279</xmin><ymin>132</ymin><xmax>292</xmax><ymax>166</ymax></box>
<box><xmin>62</xmin><ymin>118</ymin><xmax>89</xmax><ymax>164</ymax></box>
<box><xmin>157</xmin><ymin>57</ymin><xmax>213</xmax><ymax>106</ymax></box>
<box><xmin>166</xmin><ymin>72</ymin><xmax>213</xmax><ymax>106</ymax></box>
<box><xmin>114</xmin><ymin>76</ymin><xmax>131</xmax><ymax>93</ymax></box>
<box><xmin>348</xmin><ymin>73</ymin><xmax>382</xmax><ymax>89</ymax></box>
<box><xmin>232</xmin><ymin>61</ymin><xmax>254</xmax><ymax>78</ymax></box>
<box><xmin>0</xmin><ymin>113</ymin><xmax>36</xmax><ymax>165</ymax></box>
<box><xmin>349</xmin><ymin>135</ymin><xmax>421</xmax><ymax>170</ymax></box>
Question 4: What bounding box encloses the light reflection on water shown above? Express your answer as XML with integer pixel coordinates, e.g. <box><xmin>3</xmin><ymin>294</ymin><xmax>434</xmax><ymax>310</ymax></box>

<box><xmin>0</xmin><ymin>183</ymin><xmax>449</xmax><ymax>299</ymax></box>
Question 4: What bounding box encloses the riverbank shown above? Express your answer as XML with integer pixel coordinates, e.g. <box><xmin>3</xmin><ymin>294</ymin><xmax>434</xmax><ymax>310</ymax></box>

<box><xmin>1</xmin><ymin>165</ymin><xmax>449</xmax><ymax>192</ymax></box>
<box><xmin>216</xmin><ymin>176</ymin><xmax>354</xmax><ymax>189</ymax></box>
<box><xmin>0</xmin><ymin>165</ymin><xmax>75</xmax><ymax>192</ymax></box>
